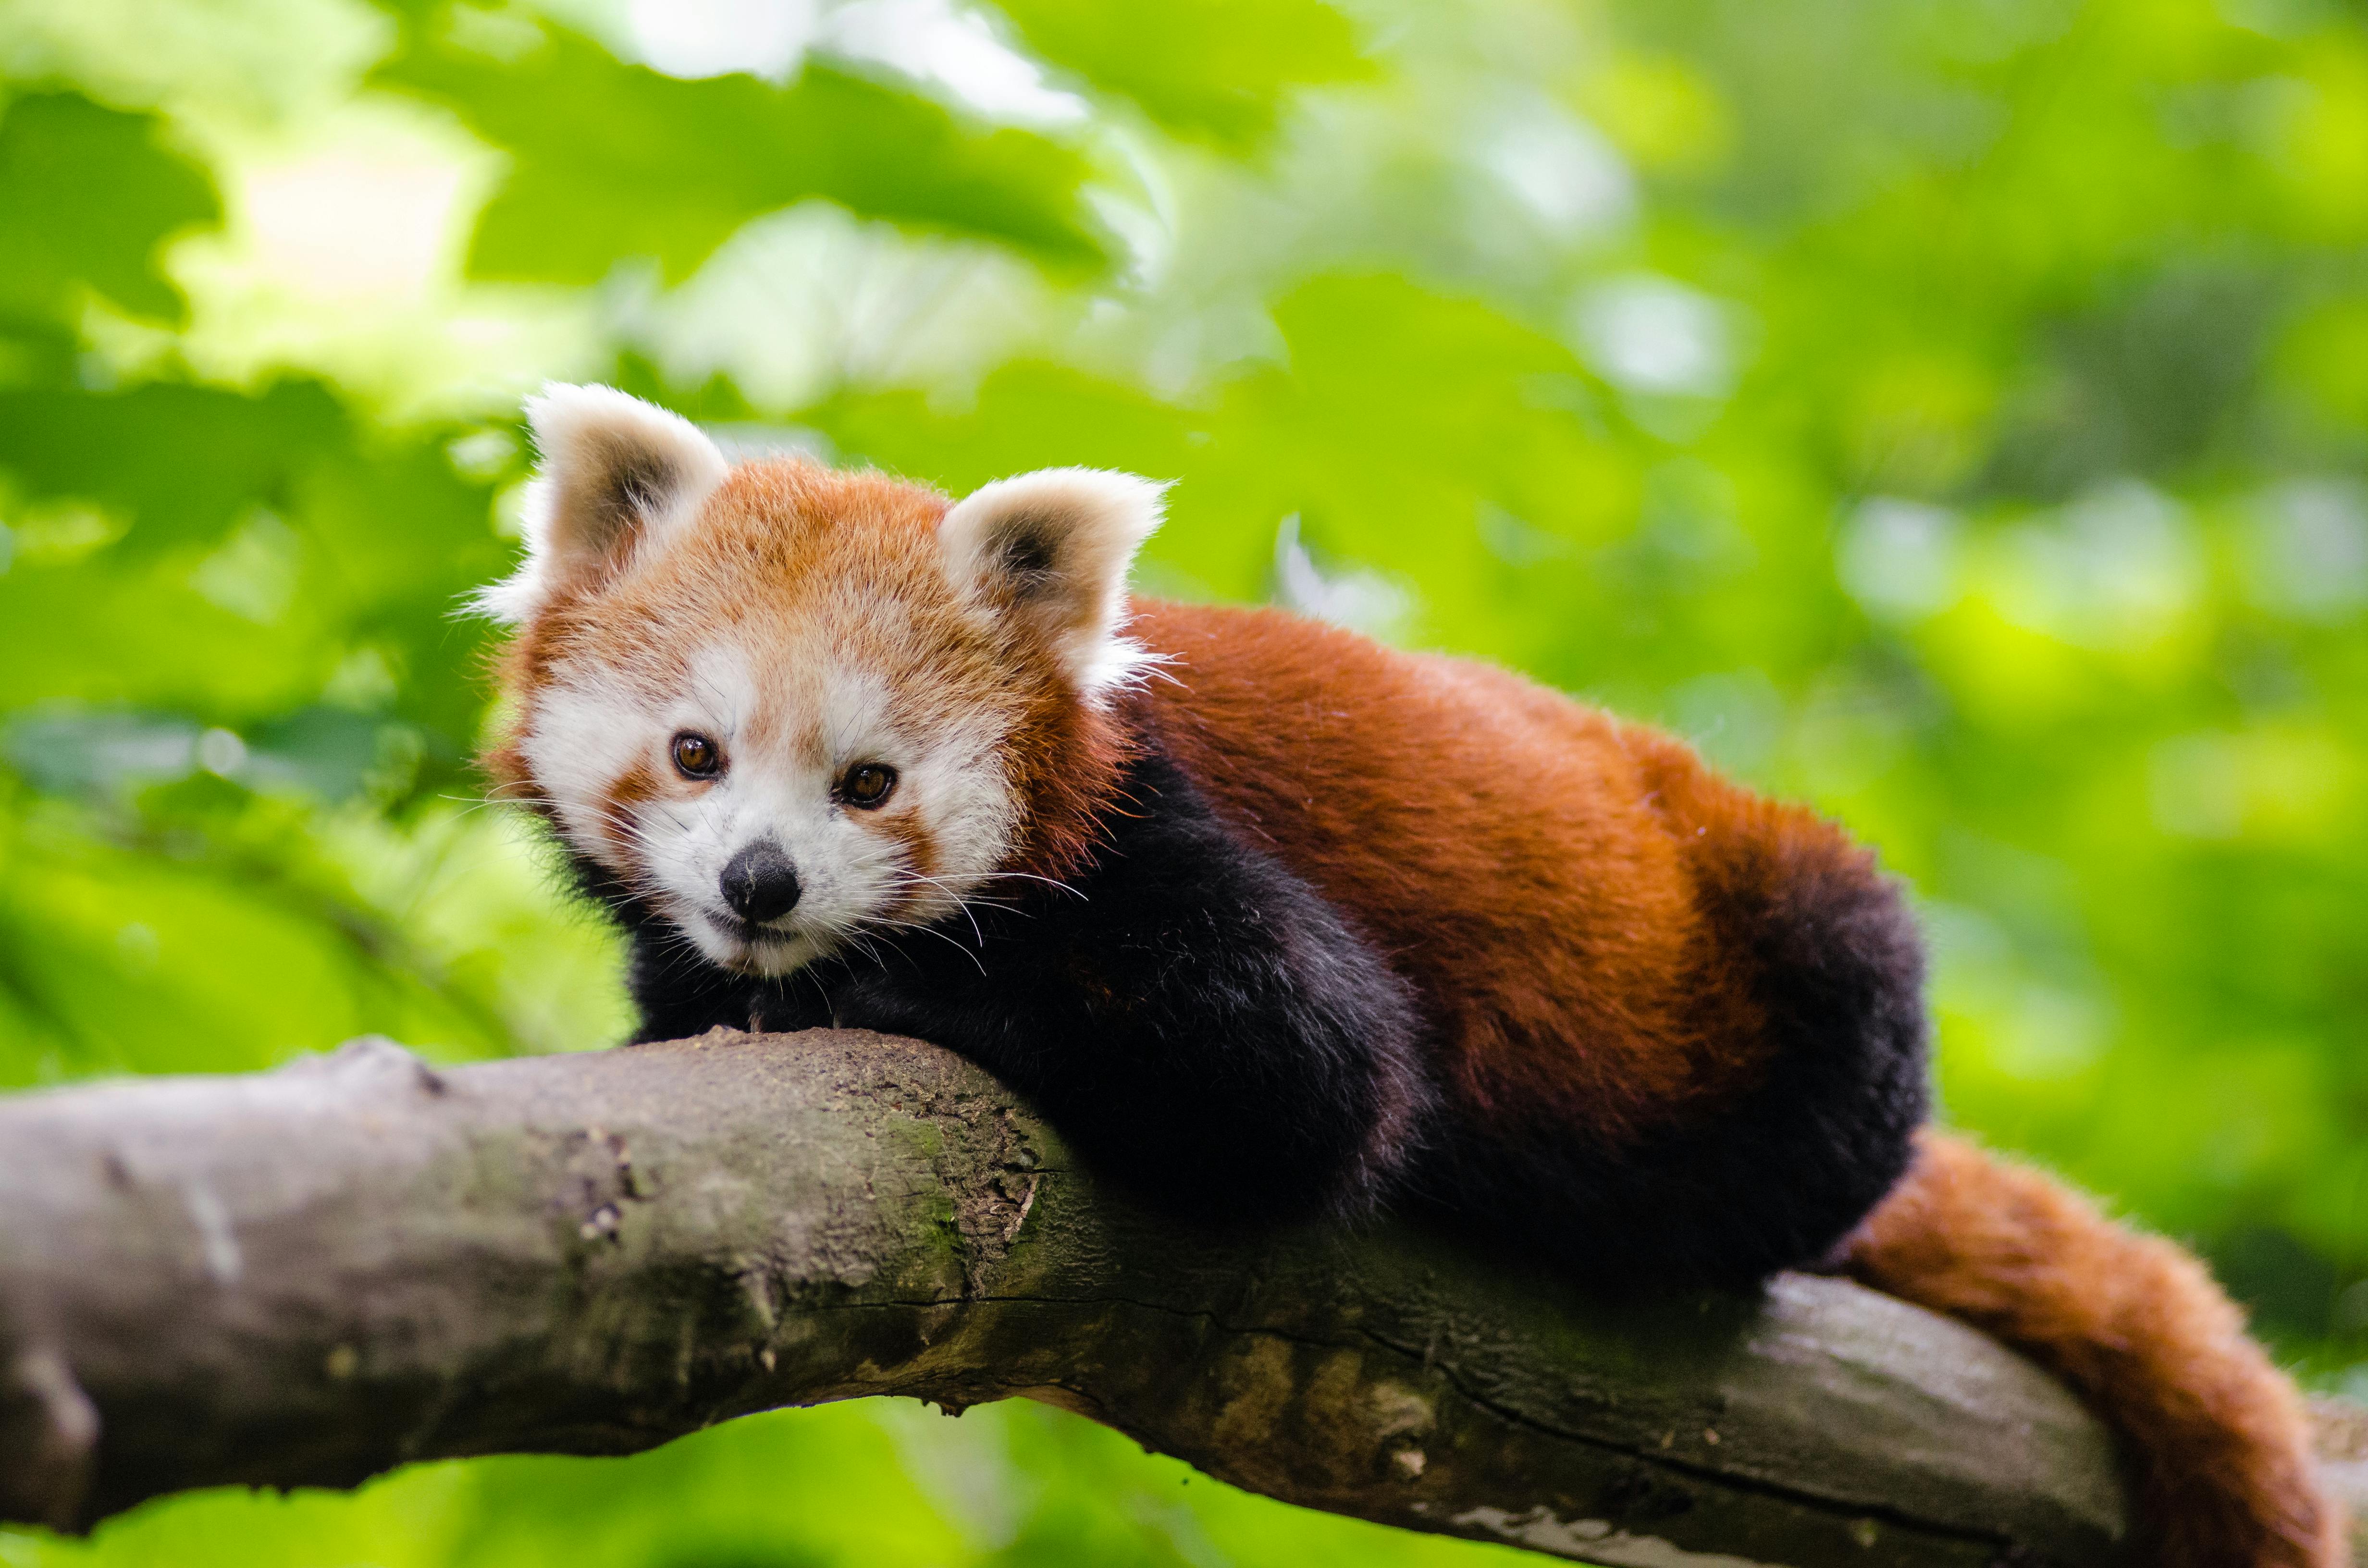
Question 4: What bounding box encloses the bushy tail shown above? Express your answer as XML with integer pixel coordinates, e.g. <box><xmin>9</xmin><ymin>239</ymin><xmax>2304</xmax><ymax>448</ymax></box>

<box><xmin>1844</xmin><ymin>1130</ymin><xmax>2342</xmax><ymax>1566</ymax></box>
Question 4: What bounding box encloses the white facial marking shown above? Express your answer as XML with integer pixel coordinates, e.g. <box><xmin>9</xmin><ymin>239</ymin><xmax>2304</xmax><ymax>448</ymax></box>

<box><xmin>522</xmin><ymin>666</ymin><xmax>656</xmax><ymax>848</ymax></box>
<box><xmin>526</xmin><ymin>634</ymin><xmax>1023</xmax><ymax>978</ymax></box>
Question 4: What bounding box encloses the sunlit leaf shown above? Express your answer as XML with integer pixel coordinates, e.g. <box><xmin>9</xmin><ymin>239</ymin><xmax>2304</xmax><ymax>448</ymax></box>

<box><xmin>990</xmin><ymin>0</ymin><xmax>1370</xmax><ymax>149</ymax></box>
<box><xmin>373</xmin><ymin>24</ymin><xmax>1110</xmax><ymax>285</ymax></box>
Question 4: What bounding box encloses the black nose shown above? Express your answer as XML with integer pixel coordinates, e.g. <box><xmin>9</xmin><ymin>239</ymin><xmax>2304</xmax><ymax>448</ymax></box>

<box><xmin>720</xmin><ymin>839</ymin><xmax>802</xmax><ymax>924</ymax></box>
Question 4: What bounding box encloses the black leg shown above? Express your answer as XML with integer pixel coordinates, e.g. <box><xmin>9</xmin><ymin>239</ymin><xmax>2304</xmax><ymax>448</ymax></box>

<box><xmin>817</xmin><ymin>751</ymin><xmax>1435</xmax><ymax>1222</ymax></box>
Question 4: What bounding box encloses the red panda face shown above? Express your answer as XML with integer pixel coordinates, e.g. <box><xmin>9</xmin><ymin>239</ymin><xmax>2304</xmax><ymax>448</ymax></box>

<box><xmin>481</xmin><ymin>386</ymin><xmax>1161</xmax><ymax>978</ymax></box>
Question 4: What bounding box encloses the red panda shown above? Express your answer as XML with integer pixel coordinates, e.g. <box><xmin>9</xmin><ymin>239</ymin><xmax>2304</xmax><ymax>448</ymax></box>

<box><xmin>481</xmin><ymin>384</ymin><xmax>2340</xmax><ymax>1567</ymax></box>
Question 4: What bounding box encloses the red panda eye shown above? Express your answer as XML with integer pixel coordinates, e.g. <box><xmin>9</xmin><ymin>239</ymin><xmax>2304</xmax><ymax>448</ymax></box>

<box><xmin>840</xmin><ymin>763</ymin><xmax>897</xmax><ymax>809</ymax></box>
<box><xmin>671</xmin><ymin>732</ymin><xmax>722</xmax><ymax>779</ymax></box>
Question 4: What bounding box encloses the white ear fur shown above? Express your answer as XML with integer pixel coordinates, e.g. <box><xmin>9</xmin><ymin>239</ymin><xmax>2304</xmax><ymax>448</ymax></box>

<box><xmin>939</xmin><ymin>467</ymin><xmax>1167</xmax><ymax>695</ymax></box>
<box><xmin>473</xmin><ymin>383</ymin><xmax>730</xmax><ymax>623</ymax></box>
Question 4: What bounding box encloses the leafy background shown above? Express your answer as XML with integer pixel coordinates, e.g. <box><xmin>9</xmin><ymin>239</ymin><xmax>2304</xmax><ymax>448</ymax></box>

<box><xmin>2</xmin><ymin>0</ymin><xmax>2366</xmax><ymax>1562</ymax></box>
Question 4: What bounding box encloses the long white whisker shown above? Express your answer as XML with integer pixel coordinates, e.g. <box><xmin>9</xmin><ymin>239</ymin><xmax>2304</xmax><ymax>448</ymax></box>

<box><xmin>868</xmin><ymin>915</ymin><xmax>989</xmax><ymax>976</ymax></box>
<box><xmin>976</xmin><ymin>869</ymin><xmax>1086</xmax><ymax>899</ymax></box>
<box><xmin>890</xmin><ymin>872</ymin><xmax>992</xmax><ymax>944</ymax></box>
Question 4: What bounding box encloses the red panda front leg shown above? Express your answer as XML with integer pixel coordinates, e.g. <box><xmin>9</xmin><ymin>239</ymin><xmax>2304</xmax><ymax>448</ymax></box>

<box><xmin>807</xmin><ymin>747</ymin><xmax>1439</xmax><ymax>1221</ymax></box>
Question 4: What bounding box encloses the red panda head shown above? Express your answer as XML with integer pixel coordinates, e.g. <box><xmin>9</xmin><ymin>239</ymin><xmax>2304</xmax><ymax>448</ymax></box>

<box><xmin>480</xmin><ymin>384</ymin><xmax>1162</xmax><ymax>978</ymax></box>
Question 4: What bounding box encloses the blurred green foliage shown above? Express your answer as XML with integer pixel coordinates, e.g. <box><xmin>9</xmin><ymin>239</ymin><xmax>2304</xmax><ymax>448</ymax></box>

<box><xmin>1</xmin><ymin>0</ymin><xmax>2365</xmax><ymax>1561</ymax></box>
<box><xmin>374</xmin><ymin>24</ymin><xmax>1110</xmax><ymax>282</ymax></box>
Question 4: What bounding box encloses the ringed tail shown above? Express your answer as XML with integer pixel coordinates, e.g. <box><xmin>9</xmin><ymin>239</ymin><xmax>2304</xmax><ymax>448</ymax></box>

<box><xmin>1844</xmin><ymin>1130</ymin><xmax>2343</xmax><ymax>1566</ymax></box>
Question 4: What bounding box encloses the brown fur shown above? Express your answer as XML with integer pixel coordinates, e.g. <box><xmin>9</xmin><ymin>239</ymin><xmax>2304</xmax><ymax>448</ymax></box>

<box><xmin>1847</xmin><ymin>1132</ymin><xmax>2343</xmax><ymax>1565</ymax></box>
<box><xmin>1138</xmin><ymin>600</ymin><xmax>1807</xmax><ymax>1148</ymax></box>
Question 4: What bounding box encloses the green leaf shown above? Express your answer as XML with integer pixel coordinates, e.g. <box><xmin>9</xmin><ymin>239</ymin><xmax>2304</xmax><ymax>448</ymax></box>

<box><xmin>0</xmin><ymin>786</ymin><xmax>521</xmax><ymax>1085</ymax></box>
<box><xmin>373</xmin><ymin>24</ymin><xmax>1110</xmax><ymax>285</ymax></box>
<box><xmin>0</xmin><ymin>90</ymin><xmax>218</xmax><ymax>329</ymax></box>
<box><xmin>990</xmin><ymin>0</ymin><xmax>1370</xmax><ymax>150</ymax></box>
<box><xmin>0</xmin><ymin>375</ymin><xmax>505</xmax><ymax>773</ymax></box>
<box><xmin>0</xmin><ymin>379</ymin><xmax>346</xmax><ymax>557</ymax></box>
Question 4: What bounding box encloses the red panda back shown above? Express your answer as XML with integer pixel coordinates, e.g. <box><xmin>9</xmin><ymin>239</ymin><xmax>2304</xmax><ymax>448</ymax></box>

<box><xmin>1134</xmin><ymin>598</ymin><xmax>1844</xmax><ymax>1151</ymax></box>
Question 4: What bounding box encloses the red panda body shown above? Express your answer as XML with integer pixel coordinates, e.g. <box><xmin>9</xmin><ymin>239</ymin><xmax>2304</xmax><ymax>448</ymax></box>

<box><xmin>482</xmin><ymin>386</ymin><xmax>2340</xmax><ymax>1566</ymax></box>
<box><xmin>1132</xmin><ymin>600</ymin><xmax>1930</xmax><ymax>1286</ymax></box>
<box><xmin>1142</xmin><ymin>598</ymin><xmax>1781</xmax><ymax>1144</ymax></box>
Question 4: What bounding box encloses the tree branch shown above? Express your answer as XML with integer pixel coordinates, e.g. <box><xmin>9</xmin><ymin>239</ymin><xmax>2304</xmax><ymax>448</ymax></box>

<box><xmin>0</xmin><ymin>1029</ymin><xmax>2348</xmax><ymax>1565</ymax></box>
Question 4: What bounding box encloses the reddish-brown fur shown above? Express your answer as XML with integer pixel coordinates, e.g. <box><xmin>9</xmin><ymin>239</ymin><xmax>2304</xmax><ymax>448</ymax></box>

<box><xmin>1849</xmin><ymin>1132</ymin><xmax>2342</xmax><ymax>1565</ymax></box>
<box><xmin>1138</xmin><ymin>600</ymin><xmax>1821</xmax><ymax>1149</ymax></box>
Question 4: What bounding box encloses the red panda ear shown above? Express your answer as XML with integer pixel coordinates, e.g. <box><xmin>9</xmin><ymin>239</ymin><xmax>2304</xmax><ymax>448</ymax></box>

<box><xmin>939</xmin><ymin>467</ymin><xmax>1168</xmax><ymax>695</ymax></box>
<box><xmin>474</xmin><ymin>384</ymin><xmax>729</xmax><ymax>623</ymax></box>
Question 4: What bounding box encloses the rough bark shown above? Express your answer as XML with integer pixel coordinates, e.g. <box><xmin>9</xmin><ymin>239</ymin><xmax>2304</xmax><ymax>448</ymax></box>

<box><xmin>0</xmin><ymin>1029</ymin><xmax>2343</xmax><ymax>1565</ymax></box>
